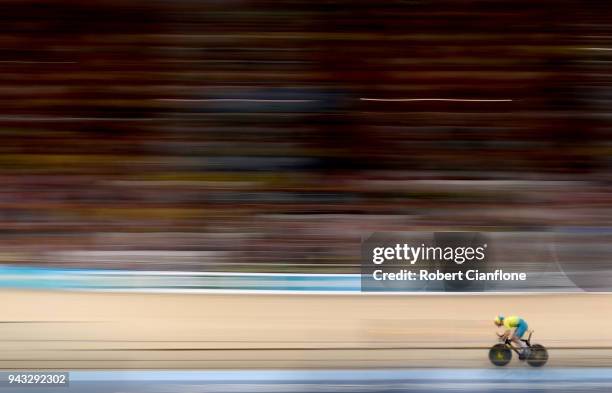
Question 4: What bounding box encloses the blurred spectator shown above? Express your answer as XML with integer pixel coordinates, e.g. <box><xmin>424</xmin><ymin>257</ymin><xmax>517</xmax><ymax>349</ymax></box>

<box><xmin>0</xmin><ymin>0</ymin><xmax>610</xmax><ymax>271</ymax></box>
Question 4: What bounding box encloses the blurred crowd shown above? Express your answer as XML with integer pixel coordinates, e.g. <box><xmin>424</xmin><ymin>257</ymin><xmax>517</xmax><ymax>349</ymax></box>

<box><xmin>0</xmin><ymin>0</ymin><xmax>610</xmax><ymax>271</ymax></box>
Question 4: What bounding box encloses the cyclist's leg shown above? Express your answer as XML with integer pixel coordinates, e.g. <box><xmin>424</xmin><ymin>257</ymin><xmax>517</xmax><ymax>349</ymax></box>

<box><xmin>510</xmin><ymin>327</ymin><xmax>522</xmax><ymax>346</ymax></box>
<box><xmin>513</xmin><ymin>322</ymin><xmax>529</xmax><ymax>357</ymax></box>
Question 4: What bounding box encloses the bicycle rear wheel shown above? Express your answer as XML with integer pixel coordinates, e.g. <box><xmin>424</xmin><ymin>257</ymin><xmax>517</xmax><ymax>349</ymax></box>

<box><xmin>527</xmin><ymin>344</ymin><xmax>548</xmax><ymax>367</ymax></box>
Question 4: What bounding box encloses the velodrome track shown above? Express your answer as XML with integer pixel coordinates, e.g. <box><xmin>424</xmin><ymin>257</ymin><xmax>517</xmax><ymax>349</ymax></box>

<box><xmin>0</xmin><ymin>290</ymin><xmax>610</xmax><ymax>369</ymax></box>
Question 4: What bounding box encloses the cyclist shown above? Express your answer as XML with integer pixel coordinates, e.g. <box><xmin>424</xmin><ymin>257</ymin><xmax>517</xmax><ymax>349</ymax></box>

<box><xmin>494</xmin><ymin>315</ymin><xmax>530</xmax><ymax>359</ymax></box>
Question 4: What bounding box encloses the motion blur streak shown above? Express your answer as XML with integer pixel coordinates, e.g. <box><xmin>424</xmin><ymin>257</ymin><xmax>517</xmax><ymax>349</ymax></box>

<box><xmin>1</xmin><ymin>1</ymin><xmax>612</xmax><ymax>391</ymax></box>
<box><xmin>0</xmin><ymin>0</ymin><xmax>610</xmax><ymax>272</ymax></box>
<box><xmin>9</xmin><ymin>369</ymin><xmax>612</xmax><ymax>393</ymax></box>
<box><xmin>0</xmin><ymin>290</ymin><xmax>610</xmax><ymax>369</ymax></box>
<box><xmin>359</xmin><ymin>98</ymin><xmax>515</xmax><ymax>102</ymax></box>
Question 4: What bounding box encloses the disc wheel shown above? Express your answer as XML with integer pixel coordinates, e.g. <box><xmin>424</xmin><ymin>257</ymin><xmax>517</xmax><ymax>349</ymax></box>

<box><xmin>527</xmin><ymin>344</ymin><xmax>548</xmax><ymax>367</ymax></box>
<box><xmin>489</xmin><ymin>344</ymin><xmax>512</xmax><ymax>366</ymax></box>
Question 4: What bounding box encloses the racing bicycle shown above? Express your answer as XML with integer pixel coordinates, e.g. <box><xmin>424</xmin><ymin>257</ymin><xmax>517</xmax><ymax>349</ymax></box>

<box><xmin>489</xmin><ymin>331</ymin><xmax>548</xmax><ymax>367</ymax></box>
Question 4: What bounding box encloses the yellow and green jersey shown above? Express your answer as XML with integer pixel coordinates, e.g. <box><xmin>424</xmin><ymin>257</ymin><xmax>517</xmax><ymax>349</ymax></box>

<box><xmin>503</xmin><ymin>315</ymin><xmax>524</xmax><ymax>329</ymax></box>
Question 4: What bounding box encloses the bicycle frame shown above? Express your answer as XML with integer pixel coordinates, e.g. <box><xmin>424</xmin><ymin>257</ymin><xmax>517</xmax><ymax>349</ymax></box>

<box><xmin>502</xmin><ymin>331</ymin><xmax>533</xmax><ymax>354</ymax></box>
